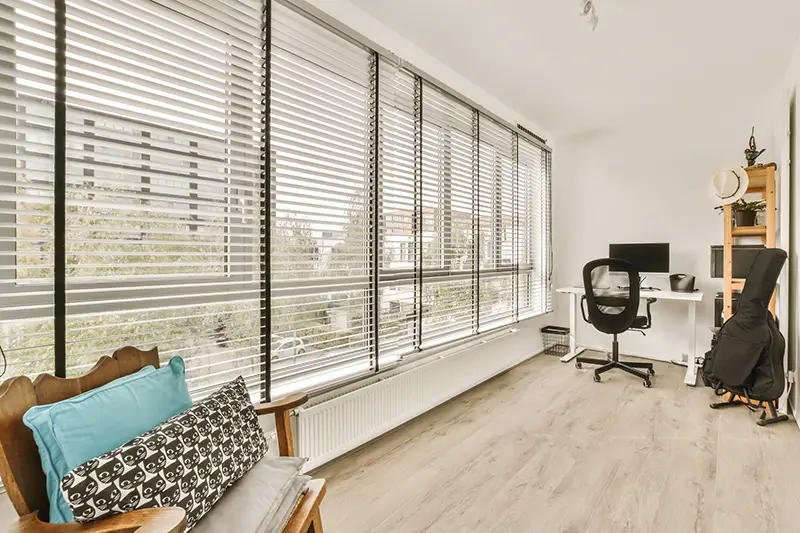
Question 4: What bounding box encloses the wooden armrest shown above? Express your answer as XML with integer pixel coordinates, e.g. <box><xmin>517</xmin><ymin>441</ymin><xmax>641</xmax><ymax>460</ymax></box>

<box><xmin>9</xmin><ymin>508</ymin><xmax>186</xmax><ymax>533</ymax></box>
<box><xmin>253</xmin><ymin>392</ymin><xmax>309</xmax><ymax>416</ymax></box>
<box><xmin>253</xmin><ymin>392</ymin><xmax>309</xmax><ymax>458</ymax></box>
<box><xmin>281</xmin><ymin>479</ymin><xmax>327</xmax><ymax>533</ymax></box>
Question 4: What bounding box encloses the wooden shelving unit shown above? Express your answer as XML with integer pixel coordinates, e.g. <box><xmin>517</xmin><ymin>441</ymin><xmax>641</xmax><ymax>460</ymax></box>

<box><xmin>722</xmin><ymin>163</ymin><xmax>777</xmax><ymax>320</ymax></box>
<box><xmin>731</xmin><ymin>225</ymin><xmax>768</xmax><ymax>237</ymax></box>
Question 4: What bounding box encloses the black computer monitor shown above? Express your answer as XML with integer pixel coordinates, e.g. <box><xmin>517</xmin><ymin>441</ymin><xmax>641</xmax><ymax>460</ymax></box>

<box><xmin>608</xmin><ymin>243</ymin><xmax>670</xmax><ymax>274</ymax></box>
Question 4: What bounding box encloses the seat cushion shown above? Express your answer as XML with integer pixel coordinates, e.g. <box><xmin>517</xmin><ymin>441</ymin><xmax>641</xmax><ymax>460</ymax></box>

<box><xmin>191</xmin><ymin>457</ymin><xmax>307</xmax><ymax>533</ymax></box>
<box><xmin>61</xmin><ymin>376</ymin><xmax>268</xmax><ymax>531</ymax></box>
<box><xmin>632</xmin><ymin>316</ymin><xmax>649</xmax><ymax>329</ymax></box>
<box><xmin>23</xmin><ymin>357</ymin><xmax>192</xmax><ymax>524</ymax></box>
<box><xmin>265</xmin><ymin>475</ymin><xmax>311</xmax><ymax>533</ymax></box>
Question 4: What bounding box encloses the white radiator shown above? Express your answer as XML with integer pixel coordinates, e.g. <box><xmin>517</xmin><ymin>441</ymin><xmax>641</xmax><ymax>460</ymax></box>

<box><xmin>295</xmin><ymin>327</ymin><xmax>539</xmax><ymax>471</ymax></box>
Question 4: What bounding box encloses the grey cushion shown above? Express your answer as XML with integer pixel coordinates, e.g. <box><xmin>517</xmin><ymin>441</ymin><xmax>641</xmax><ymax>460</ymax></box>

<box><xmin>264</xmin><ymin>475</ymin><xmax>311</xmax><ymax>533</ymax></box>
<box><xmin>192</xmin><ymin>456</ymin><xmax>306</xmax><ymax>533</ymax></box>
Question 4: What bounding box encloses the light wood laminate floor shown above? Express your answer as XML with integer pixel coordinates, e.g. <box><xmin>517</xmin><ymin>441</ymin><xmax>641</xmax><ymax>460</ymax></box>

<box><xmin>316</xmin><ymin>352</ymin><xmax>800</xmax><ymax>533</ymax></box>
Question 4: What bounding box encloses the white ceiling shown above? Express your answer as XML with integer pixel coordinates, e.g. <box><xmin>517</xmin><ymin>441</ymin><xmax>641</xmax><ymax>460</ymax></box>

<box><xmin>348</xmin><ymin>0</ymin><xmax>800</xmax><ymax>137</ymax></box>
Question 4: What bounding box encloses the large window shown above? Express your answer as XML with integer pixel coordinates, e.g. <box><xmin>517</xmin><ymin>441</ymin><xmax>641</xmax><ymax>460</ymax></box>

<box><xmin>0</xmin><ymin>0</ymin><xmax>552</xmax><ymax>399</ymax></box>
<box><xmin>478</xmin><ymin>116</ymin><xmax>516</xmax><ymax>330</ymax></box>
<box><xmin>420</xmin><ymin>83</ymin><xmax>476</xmax><ymax>347</ymax></box>
<box><xmin>518</xmin><ymin>134</ymin><xmax>552</xmax><ymax>318</ymax></box>
<box><xmin>63</xmin><ymin>0</ymin><xmax>264</xmax><ymax>400</ymax></box>
<box><xmin>270</xmin><ymin>2</ymin><xmax>373</xmax><ymax>396</ymax></box>
<box><xmin>0</xmin><ymin>0</ymin><xmax>56</xmax><ymax>380</ymax></box>
<box><xmin>377</xmin><ymin>59</ymin><xmax>417</xmax><ymax>363</ymax></box>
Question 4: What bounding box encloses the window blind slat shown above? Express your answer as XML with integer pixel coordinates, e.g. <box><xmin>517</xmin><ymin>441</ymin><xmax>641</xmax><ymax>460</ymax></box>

<box><xmin>66</xmin><ymin>108</ymin><xmax>264</xmax><ymax>157</ymax></box>
<box><xmin>65</xmin><ymin>29</ymin><xmax>263</xmax><ymax>88</ymax></box>
<box><xmin>69</xmin><ymin>0</ymin><xmax>261</xmax><ymax>52</ymax></box>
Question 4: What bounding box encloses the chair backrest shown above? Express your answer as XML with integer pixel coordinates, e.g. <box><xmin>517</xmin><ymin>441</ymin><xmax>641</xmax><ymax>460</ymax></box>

<box><xmin>583</xmin><ymin>258</ymin><xmax>640</xmax><ymax>335</ymax></box>
<box><xmin>0</xmin><ymin>346</ymin><xmax>160</xmax><ymax>519</ymax></box>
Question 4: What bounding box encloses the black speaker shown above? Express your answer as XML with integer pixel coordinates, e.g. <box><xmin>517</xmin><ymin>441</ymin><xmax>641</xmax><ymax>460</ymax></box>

<box><xmin>710</xmin><ymin>245</ymin><xmax>765</xmax><ymax>278</ymax></box>
<box><xmin>714</xmin><ymin>292</ymin><xmax>741</xmax><ymax>328</ymax></box>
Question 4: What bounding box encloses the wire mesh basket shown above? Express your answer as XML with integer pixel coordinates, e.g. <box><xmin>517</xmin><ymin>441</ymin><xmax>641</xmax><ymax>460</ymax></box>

<box><xmin>541</xmin><ymin>326</ymin><xmax>570</xmax><ymax>357</ymax></box>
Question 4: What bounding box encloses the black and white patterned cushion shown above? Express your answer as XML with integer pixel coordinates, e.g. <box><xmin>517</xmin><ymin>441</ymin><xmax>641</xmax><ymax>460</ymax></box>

<box><xmin>61</xmin><ymin>376</ymin><xmax>268</xmax><ymax>530</ymax></box>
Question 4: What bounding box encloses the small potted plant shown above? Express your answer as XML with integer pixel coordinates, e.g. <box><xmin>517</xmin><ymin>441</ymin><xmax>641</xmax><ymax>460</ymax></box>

<box><xmin>715</xmin><ymin>199</ymin><xmax>766</xmax><ymax>227</ymax></box>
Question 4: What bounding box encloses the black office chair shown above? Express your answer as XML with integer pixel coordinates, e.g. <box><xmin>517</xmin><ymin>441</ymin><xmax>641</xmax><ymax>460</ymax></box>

<box><xmin>575</xmin><ymin>258</ymin><xmax>656</xmax><ymax>387</ymax></box>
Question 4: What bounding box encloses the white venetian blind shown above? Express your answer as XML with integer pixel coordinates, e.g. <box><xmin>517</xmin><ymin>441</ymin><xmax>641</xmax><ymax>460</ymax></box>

<box><xmin>543</xmin><ymin>149</ymin><xmax>553</xmax><ymax>312</ymax></box>
<box><xmin>0</xmin><ymin>0</ymin><xmax>56</xmax><ymax>379</ymax></box>
<box><xmin>377</xmin><ymin>58</ymin><xmax>416</xmax><ymax>363</ymax></box>
<box><xmin>478</xmin><ymin>114</ymin><xmax>515</xmax><ymax>330</ymax></box>
<box><xmin>62</xmin><ymin>0</ymin><xmax>265</xmax><ymax>397</ymax></box>
<box><xmin>421</xmin><ymin>82</ymin><xmax>476</xmax><ymax>347</ymax></box>
<box><xmin>517</xmin><ymin>134</ymin><xmax>545</xmax><ymax>317</ymax></box>
<box><xmin>270</xmin><ymin>2</ymin><xmax>374</xmax><ymax>395</ymax></box>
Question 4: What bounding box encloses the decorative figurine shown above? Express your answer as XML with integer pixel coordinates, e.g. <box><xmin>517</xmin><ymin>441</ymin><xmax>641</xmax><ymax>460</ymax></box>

<box><xmin>744</xmin><ymin>127</ymin><xmax>766</xmax><ymax>167</ymax></box>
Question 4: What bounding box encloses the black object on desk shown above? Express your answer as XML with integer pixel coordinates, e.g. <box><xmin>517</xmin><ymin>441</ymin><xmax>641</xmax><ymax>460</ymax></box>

<box><xmin>669</xmin><ymin>273</ymin><xmax>696</xmax><ymax>293</ymax></box>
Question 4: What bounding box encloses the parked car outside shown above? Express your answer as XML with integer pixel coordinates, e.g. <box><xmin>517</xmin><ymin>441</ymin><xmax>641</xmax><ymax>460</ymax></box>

<box><xmin>271</xmin><ymin>336</ymin><xmax>306</xmax><ymax>361</ymax></box>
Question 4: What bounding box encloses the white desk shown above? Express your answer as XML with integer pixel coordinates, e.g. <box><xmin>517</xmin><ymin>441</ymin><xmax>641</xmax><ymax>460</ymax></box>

<box><xmin>556</xmin><ymin>286</ymin><xmax>704</xmax><ymax>386</ymax></box>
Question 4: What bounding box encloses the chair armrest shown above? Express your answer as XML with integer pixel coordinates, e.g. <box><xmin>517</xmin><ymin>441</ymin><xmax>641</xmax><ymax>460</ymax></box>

<box><xmin>253</xmin><ymin>392</ymin><xmax>309</xmax><ymax>416</ymax></box>
<box><xmin>253</xmin><ymin>392</ymin><xmax>310</xmax><ymax>457</ymax></box>
<box><xmin>9</xmin><ymin>508</ymin><xmax>186</xmax><ymax>533</ymax></box>
<box><xmin>580</xmin><ymin>295</ymin><xmax>590</xmax><ymax>324</ymax></box>
<box><xmin>281</xmin><ymin>479</ymin><xmax>327</xmax><ymax>533</ymax></box>
<box><xmin>643</xmin><ymin>297</ymin><xmax>656</xmax><ymax>329</ymax></box>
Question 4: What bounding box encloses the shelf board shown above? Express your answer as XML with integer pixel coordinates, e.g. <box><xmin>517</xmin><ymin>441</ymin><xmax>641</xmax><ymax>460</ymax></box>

<box><xmin>731</xmin><ymin>225</ymin><xmax>767</xmax><ymax>237</ymax></box>
<box><xmin>746</xmin><ymin>176</ymin><xmax>766</xmax><ymax>191</ymax></box>
<box><xmin>746</xmin><ymin>163</ymin><xmax>777</xmax><ymax>173</ymax></box>
<box><xmin>728</xmin><ymin>279</ymin><xmax>781</xmax><ymax>290</ymax></box>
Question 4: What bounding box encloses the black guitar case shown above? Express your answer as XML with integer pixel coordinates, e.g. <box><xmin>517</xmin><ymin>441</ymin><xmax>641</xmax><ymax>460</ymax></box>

<box><xmin>701</xmin><ymin>248</ymin><xmax>787</xmax><ymax>401</ymax></box>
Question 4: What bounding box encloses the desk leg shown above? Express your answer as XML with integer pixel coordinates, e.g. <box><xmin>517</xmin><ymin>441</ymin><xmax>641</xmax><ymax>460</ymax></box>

<box><xmin>683</xmin><ymin>301</ymin><xmax>698</xmax><ymax>386</ymax></box>
<box><xmin>560</xmin><ymin>293</ymin><xmax>585</xmax><ymax>362</ymax></box>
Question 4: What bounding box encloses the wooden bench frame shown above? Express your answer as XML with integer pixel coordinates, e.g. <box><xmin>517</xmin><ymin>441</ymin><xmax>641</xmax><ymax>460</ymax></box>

<box><xmin>0</xmin><ymin>347</ymin><xmax>326</xmax><ymax>533</ymax></box>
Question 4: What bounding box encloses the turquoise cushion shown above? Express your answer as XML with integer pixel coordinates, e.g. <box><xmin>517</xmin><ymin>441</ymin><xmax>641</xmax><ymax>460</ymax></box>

<box><xmin>23</xmin><ymin>357</ymin><xmax>192</xmax><ymax>524</ymax></box>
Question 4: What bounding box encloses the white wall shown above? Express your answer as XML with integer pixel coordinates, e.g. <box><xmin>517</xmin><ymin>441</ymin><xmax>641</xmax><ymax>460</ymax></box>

<box><xmin>553</xmin><ymin>104</ymin><xmax>779</xmax><ymax>364</ymax></box>
<box><xmin>774</xmin><ymin>36</ymin><xmax>800</xmax><ymax>418</ymax></box>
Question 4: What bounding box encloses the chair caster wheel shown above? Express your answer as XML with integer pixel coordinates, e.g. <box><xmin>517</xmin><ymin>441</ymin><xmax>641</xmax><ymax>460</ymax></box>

<box><xmin>593</xmin><ymin>374</ymin><xmax>601</xmax><ymax>383</ymax></box>
<box><xmin>575</xmin><ymin>361</ymin><xmax>582</xmax><ymax>369</ymax></box>
<box><xmin>643</xmin><ymin>380</ymin><xmax>652</xmax><ymax>388</ymax></box>
<box><xmin>648</xmin><ymin>368</ymin><xmax>655</xmax><ymax>375</ymax></box>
